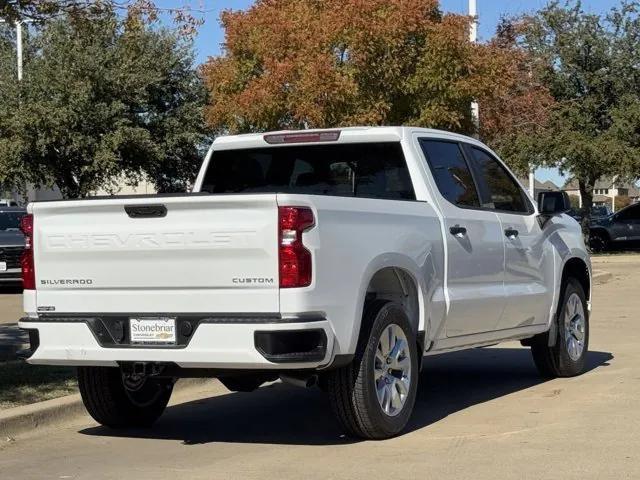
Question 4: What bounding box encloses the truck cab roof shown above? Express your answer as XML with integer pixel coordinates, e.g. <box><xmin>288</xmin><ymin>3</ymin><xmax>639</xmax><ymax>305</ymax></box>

<box><xmin>211</xmin><ymin>126</ymin><xmax>486</xmax><ymax>151</ymax></box>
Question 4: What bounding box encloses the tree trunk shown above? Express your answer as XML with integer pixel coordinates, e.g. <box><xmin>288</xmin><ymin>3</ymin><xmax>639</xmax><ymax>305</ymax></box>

<box><xmin>55</xmin><ymin>171</ymin><xmax>82</xmax><ymax>199</ymax></box>
<box><xmin>578</xmin><ymin>177</ymin><xmax>596</xmax><ymax>242</ymax></box>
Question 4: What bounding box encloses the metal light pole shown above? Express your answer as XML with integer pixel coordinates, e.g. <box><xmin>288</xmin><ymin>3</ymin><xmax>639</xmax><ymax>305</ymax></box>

<box><xmin>469</xmin><ymin>0</ymin><xmax>479</xmax><ymax>135</ymax></box>
<box><xmin>1</xmin><ymin>19</ymin><xmax>26</xmax><ymax>206</ymax></box>
<box><xmin>16</xmin><ymin>21</ymin><xmax>23</xmax><ymax>81</ymax></box>
<box><xmin>0</xmin><ymin>19</ymin><xmax>24</xmax><ymax>81</ymax></box>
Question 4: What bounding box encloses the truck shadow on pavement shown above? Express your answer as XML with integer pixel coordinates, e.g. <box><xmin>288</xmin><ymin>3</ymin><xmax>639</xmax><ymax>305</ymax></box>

<box><xmin>80</xmin><ymin>347</ymin><xmax>612</xmax><ymax>446</ymax></box>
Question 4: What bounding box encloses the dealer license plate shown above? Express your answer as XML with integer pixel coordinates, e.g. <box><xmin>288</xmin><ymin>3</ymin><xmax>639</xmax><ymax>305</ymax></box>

<box><xmin>129</xmin><ymin>317</ymin><xmax>177</xmax><ymax>345</ymax></box>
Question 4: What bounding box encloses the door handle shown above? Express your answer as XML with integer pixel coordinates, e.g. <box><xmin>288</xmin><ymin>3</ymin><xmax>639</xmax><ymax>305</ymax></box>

<box><xmin>449</xmin><ymin>225</ymin><xmax>467</xmax><ymax>238</ymax></box>
<box><xmin>124</xmin><ymin>204</ymin><xmax>167</xmax><ymax>218</ymax></box>
<box><xmin>504</xmin><ymin>228</ymin><xmax>519</xmax><ymax>239</ymax></box>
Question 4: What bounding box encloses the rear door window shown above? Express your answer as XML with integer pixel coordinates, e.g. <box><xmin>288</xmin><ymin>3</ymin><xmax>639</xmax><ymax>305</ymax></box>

<box><xmin>419</xmin><ymin>139</ymin><xmax>480</xmax><ymax>208</ymax></box>
<box><xmin>465</xmin><ymin>146</ymin><xmax>531</xmax><ymax>214</ymax></box>
<box><xmin>201</xmin><ymin>142</ymin><xmax>415</xmax><ymax>200</ymax></box>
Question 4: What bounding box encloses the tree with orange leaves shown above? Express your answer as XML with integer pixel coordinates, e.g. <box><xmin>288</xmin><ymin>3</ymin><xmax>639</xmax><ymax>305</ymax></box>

<box><xmin>202</xmin><ymin>0</ymin><xmax>552</xmax><ymax>148</ymax></box>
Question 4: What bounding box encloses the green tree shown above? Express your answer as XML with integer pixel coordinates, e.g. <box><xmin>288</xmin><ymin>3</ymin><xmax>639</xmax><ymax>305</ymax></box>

<box><xmin>0</xmin><ymin>12</ymin><xmax>209</xmax><ymax>198</ymax></box>
<box><xmin>501</xmin><ymin>1</ymin><xmax>640</xmax><ymax>214</ymax></box>
<box><xmin>1</xmin><ymin>1</ymin><xmax>203</xmax><ymax>36</ymax></box>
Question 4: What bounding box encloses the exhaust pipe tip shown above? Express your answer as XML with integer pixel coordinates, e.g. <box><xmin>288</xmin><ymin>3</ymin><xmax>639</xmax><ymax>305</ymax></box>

<box><xmin>279</xmin><ymin>373</ymin><xmax>317</xmax><ymax>389</ymax></box>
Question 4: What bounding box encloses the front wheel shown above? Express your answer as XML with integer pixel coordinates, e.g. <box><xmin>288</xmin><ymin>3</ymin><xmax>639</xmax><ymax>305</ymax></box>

<box><xmin>326</xmin><ymin>301</ymin><xmax>419</xmax><ymax>439</ymax></box>
<box><xmin>77</xmin><ymin>366</ymin><xmax>173</xmax><ymax>428</ymax></box>
<box><xmin>531</xmin><ymin>278</ymin><xmax>589</xmax><ymax>378</ymax></box>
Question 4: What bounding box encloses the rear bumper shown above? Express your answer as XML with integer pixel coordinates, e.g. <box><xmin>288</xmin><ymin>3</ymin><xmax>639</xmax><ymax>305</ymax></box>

<box><xmin>19</xmin><ymin>316</ymin><xmax>335</xmax><ymax>370</ymax></box>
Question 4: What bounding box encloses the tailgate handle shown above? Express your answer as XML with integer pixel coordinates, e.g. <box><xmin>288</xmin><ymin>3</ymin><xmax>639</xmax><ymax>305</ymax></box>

<box><xmin>124</xmin><ymin>204</ymin><xmax>167</xmax><ymax>218</ymax></box>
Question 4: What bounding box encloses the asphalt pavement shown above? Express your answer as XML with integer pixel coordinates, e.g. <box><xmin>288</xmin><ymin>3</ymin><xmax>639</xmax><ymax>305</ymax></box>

<box><xmin>0</xmin><ymin>256</ymin><xmax>638</xmax><ymax>479</ymax></box>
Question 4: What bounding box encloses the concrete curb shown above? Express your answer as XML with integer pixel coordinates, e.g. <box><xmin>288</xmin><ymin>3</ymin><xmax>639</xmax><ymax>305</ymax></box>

<box><xmin>0</xmin><ymin>392</ymin><xmax>86</xmax><ymax>440</ymax></box>
<box><xmin>0</xmin><ymin>377</ymin><xmax>209</xmax><ymax>440</ymax></box>
<box><xmin>592</xmin><ymin>270</ymin><xmax>613</xmax><ymax>285</ymax></box>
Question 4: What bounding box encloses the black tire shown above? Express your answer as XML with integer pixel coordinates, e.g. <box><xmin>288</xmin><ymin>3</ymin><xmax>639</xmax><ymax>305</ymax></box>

<box><xmin>77</xmin><ymin>366</ymin><xmax>173</xmax><ymax>428</ymax></box>
<box><xmin>531</xmin><ymin>278</ymin><xmax>589</xmax><ymax>378</ymax></box>
<box><xmin>589</xmin><ymin>231</ymin><xmax>609</xmax><ymax>253</ymax></box>
<box><xmin>326</xmin><ymin>300</ymin><xmax>419</xmax><ymax>440</ymax></box>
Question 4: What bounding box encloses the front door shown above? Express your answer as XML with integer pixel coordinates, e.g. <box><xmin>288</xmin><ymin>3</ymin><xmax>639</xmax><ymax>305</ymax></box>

<box><xmin>418</xmin><ymin>138</ymin><xmax>506</xmax><ymax>337</ymax></box>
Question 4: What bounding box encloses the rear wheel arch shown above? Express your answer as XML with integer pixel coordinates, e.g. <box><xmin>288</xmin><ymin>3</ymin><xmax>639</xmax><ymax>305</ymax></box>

<box><xmin>357</xmin><ymin>266</ymin><xmax>424</xmax><ymax>353</ymax></box>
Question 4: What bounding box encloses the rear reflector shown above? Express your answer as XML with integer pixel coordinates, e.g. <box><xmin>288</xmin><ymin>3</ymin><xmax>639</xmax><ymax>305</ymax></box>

<box><xmin>20</xmin><ymin>214</ymin><xmax>35</xmax><ymax>290</ymax></box>
<box><xmin>264</xmin><ymin>131</ymin><xmax>341</xmax><ymax>144</ymax></box>
<box><xmin>278</xmin><ymin>207</ymin><xmax>314</xmax><ymax>288</ymax></box>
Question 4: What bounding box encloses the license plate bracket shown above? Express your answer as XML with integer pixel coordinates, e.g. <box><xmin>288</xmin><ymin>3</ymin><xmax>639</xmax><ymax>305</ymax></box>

<box><xmin>129</xmin><ymin>317</ymin><xmax>177</xmax><ymax>345</ymax></box>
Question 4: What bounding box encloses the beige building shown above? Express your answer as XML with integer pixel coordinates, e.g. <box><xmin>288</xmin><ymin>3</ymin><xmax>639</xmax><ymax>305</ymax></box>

<box><xmin>563</xmin><ymin>176</ymin><xmax>640</xmax><ymax>211</ymax></box>
<box><xmin>515</xmin><ymin>177</ymin><xmax>559</xmax><ymax>200</ymax></box>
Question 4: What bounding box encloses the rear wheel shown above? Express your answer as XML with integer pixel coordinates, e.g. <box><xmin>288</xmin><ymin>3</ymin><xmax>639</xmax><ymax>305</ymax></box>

<box><xmin>77</xmin><ymin>366</ymin><xmax>173</xmax><ymax>428</ymax></box>
<box><xmin>531</xmin><ymin>278</ymin><xmax>589</xmax><ymax>378</ymax></box>
<box><xmin>326</xmin><ymin>301</ymin><xmax>419</xmax><ymax>439</ymax></box>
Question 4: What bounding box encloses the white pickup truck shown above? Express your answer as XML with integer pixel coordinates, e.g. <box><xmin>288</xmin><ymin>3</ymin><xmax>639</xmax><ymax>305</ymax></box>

<box><xmin>19</xmin><ymin>127</ymin><xmax>591</xmax><ymax>439</ymax></box>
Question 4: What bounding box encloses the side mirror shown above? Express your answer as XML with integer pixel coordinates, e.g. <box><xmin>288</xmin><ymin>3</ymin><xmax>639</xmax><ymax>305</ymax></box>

<box><xmin>538</xmin><ymin>191</ymin><xmax>571</xmax><ymax>215</ymax></box>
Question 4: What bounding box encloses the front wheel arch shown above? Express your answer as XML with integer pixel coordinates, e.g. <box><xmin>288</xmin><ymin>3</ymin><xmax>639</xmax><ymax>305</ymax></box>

<box><xmin>561</xmin><ymin>257</ymin><xmax>591</xmax><ymax>304</ymax></box>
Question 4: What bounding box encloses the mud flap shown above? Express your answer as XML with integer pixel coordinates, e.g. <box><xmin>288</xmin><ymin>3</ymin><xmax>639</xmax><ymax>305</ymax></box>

<box><xmin>547</xmin><ymin>313</ymin><xmax>558</xmax><ymax>347</ymax></box>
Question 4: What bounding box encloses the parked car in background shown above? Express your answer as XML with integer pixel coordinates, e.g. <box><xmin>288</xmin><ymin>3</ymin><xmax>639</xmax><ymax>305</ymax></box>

<box><xmin>568</xmin><ymin>205</ymin><xmax>612</xmax><ymax>223</ymax></box>
<box><xmin>19</xmin><ymin>127</ymin><xmax>590</xmax><ymax>439</ymax></box>
<box><xmin>0</xmin><ymin>206</ymin><xmax>26</xmax><ymax>284</ymax></box>
<box><xmin>589</xmin><ymin>202</ymin><xmax>640</xmax><ymax>252</ymax></box>
<box><xmin>0</xmin><ymin>199</ymin><xmax>19</xmax><ymax>207</ymax></box>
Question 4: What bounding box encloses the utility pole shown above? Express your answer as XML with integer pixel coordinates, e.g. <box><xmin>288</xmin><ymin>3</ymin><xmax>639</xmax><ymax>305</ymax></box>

<box><xmin>16</xmin><ymin>21</ymin><xmax>23</xmax><ymax>81</ymax></box>
<box><xmin>0</xmin><ymin>19</ymin><xmax>25</xmax><ymax>81</ymax></box>
<box><xmin>1</xmin><ymin>19</ymin><xmax>27</xmax><ymax>206</ymax></box>
<box><xmin>469</xmin><ymin>0</ymin><xmax>479</xmax><ymax>136</ymax></box>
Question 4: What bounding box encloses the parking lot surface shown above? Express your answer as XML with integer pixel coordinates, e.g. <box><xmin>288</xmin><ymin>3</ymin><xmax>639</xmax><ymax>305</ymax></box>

<box><xmin>0</xmin><ymin>256</ymin><xmax>638</xmax><ymax>479</ymax></box>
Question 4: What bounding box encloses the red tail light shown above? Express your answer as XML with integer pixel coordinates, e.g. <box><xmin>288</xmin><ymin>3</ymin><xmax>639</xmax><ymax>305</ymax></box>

<box><xmin>279</xmin><ymin>207</ymin><xmax>314</xmax><ymax>288</ymax></box>
<box><xmin>20</xmin><ymin>214</ymin><xmax>35</xmax><ymax>290</ymax></box>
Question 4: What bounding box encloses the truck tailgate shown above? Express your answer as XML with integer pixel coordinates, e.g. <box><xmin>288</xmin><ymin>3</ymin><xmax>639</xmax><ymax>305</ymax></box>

<box><xmin>31</xmin><ymin>194</ymin><xmax>279</xmax><ymax>314</ymax></box>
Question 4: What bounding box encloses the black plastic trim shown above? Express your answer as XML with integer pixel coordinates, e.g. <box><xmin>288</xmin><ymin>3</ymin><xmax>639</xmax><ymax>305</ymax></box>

<box><xmin>17</xmin><ymin>328</ymin><xmax>40</xmax><ymax>360</ymax></box>
<box><xmin>254</xmin><ymin>329</ymin><xmax>327</xmax><ymax>363</ymax></box>
<box><xmin>22</xmin><ymin>314</ymin><xmax>326</xmax><ymax>349</ymax></box>
<box><xmin>320</xmin><ymin>353</ymin><xmax>355</xmax><ymax>370</ymax></box>
<box><xmin>23</xmin><ymin>313</ymin><xmax>324</xmax><ymax>323</ymax></box>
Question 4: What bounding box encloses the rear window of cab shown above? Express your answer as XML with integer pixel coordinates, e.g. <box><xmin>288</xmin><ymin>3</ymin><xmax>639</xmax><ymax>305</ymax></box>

<box><xmin>201</xmin><ymin>142</ymin><xmax>415</xmax><ymax>201</ymax></box>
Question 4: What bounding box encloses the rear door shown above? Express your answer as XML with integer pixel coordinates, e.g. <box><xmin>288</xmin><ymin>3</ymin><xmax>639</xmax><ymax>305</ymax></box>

<box><xmin>463</xmin><ymin>145</ymin><xmax>553</xmax><ymax>330</ymax></box>
<box><xmin>418</xmin><ymin>139</ymin><xmax>506</xmax><ymax>337</ymax></box>
<box><xmin>32</xmin><ymin>194</ymin><xmax>280</xmax><ymax>314</ymax></box>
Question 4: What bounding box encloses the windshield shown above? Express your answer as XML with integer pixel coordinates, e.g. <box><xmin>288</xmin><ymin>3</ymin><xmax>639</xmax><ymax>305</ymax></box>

<box><xmin>201</xmin><ymin>142</ymin><xmax>415</xmax><ymax>201</ymax></box>
<box><xmin>0</xmin><ymin>212</ymin><xmax>25</xmax><ymax>231</ymax></box>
